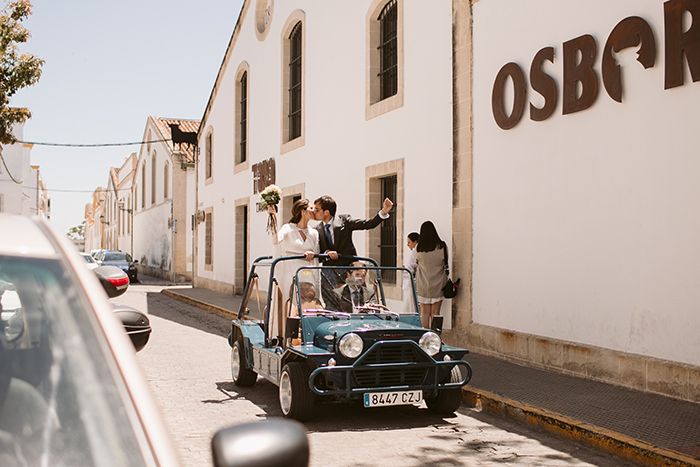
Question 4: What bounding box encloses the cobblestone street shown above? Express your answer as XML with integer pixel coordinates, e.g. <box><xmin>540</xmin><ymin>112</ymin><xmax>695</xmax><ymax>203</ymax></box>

<box><xmin>122</xmin><ymin>284</ymin><xmax>632</xmax><ymax>467</ymax></box>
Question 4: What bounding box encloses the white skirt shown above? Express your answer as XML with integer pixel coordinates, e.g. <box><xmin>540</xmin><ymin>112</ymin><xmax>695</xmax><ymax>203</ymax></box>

<box><xmin>417</xmin><ymin>295</ymin><xmax>443</xmax><ymax>305</ymax></box>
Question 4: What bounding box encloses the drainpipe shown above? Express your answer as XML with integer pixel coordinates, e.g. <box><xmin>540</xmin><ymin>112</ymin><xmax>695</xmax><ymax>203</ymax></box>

<box><xmin>193</xmin><ymin>145</ymin><xmax>199</xmax><ymax>286</ymax></box>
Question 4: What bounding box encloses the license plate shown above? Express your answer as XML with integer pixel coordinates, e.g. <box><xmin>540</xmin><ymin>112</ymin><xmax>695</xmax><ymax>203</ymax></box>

<box><xmin>363</xmin><ymin>390</ymin><xmax>422</xmax><ymax>408</ymax></box>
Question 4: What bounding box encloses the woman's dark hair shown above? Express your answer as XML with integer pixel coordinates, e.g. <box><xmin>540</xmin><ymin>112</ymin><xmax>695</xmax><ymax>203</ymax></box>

<box><xmin>416</xmin><ymin>221</ymin><xmax>445</xmax><ymax>252</ymax></box>
<box><xmin>289</xmin><ymin>199</ymin><xmax>310</xmax><ymax>224</ymax></box>
<box><xmin>314</xmin><ymin>195</ymin><xmax>337</xmax><ymax>217</ymax></box>
<box><xmin>407</xmin><ymin>232</ymin><xmax>420</xmax><ymax>243</ymax></box>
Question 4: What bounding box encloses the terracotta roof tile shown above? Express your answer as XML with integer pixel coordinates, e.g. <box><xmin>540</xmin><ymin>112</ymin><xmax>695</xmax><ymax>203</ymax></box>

<box><xmin>152</xmin><ymin>117</ymin><xmax>201</xmax><ymax>163</ymax></box>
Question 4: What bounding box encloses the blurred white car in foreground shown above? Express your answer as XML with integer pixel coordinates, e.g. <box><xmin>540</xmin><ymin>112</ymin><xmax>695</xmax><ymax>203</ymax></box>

<box><xmin>0</xmin><ymin>214</ymin><xmax>308</xmax><ymax>467</ymax></box>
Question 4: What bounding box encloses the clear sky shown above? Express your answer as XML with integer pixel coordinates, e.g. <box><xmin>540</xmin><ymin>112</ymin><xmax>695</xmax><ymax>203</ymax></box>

<box><xmin>11</xmin><ymin>0</ymin><xmax>244</xmax><ymax>236</ymax></box>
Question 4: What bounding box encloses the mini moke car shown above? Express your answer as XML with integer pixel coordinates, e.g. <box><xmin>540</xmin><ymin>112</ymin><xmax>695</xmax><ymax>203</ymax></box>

<box><xmin>229</xmin><ymin>255</ymin><xmax>472</xmax><ymax>421</ymax></box>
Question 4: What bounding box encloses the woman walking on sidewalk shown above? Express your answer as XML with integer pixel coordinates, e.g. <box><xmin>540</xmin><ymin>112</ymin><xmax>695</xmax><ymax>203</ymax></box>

<box><xmin>415</xmin><ymin>221</ymin><xmax>448</xmax><ymax>327</ymax></box>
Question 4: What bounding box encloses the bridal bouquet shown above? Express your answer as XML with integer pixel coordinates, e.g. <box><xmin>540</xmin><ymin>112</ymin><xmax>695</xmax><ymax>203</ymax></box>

<box><xmin>260</xmin><ymin>184</ymin><xmax>281</xmax><ymax>235</ymax></box>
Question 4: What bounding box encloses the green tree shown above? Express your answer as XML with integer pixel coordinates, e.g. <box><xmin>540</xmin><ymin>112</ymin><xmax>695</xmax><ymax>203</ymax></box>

<box><xmin>67</xmin><ymin>221</ymin><xmax>85</xmax><ymax>241</ymax></box>
<box><xmin>0</xmin><ymin>0</ymin><xmax>43</xmax><ymax>145</ymax></box>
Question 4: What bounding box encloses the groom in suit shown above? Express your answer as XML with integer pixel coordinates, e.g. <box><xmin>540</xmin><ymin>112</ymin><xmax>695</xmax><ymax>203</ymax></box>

<box><xmin>314</xmin><ymin>195</ymin><xmax>393</xmax><ymax>267</ymax></box>
<box><xmin>313</xmin><ymin>195</ymin><xmax>393</xmax><ymax>305</ymax></box>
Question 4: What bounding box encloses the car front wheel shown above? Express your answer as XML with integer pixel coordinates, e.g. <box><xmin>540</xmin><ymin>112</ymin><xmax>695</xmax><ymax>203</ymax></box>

<box><xmin>231</xmin><ymin>340</ymin><xmax>257</xmax><ymax>386</ymax></box>
<box><xmin>279</xmin><ymin>362</ymin><xmax>315</xmax><ymax>421</ymax></box>
<box><xmin>425</xmin><ymin>365</ymin><xmax>463</xmax><ymax>414</ymax></box>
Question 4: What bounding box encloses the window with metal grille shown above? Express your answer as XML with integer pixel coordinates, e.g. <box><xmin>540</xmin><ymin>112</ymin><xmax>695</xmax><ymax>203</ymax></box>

<box><xmin>288</xmin><ymin>22</ymin><xmax>302</xmax><ymax>141</ymax></box>
<box><xmin>205</xmin><ymin>133</ymin><xmax>213</xmax><ymax>180</ymax></box>
<box><xmin>379</xmin><ymin>175</ymin><xmax>397</xmax><ymax>282</ymax></box>
<box><xmin>205</xmin><ymin>212</ymin><xmax>213</xmax><ymax>266</ymax></box>
<box><xmin>239</xmin><ymin>72</ymin><xmax>248</xmax><ymax>163</ymax></box>
<box><xmin>378</xmin><ymin>0</ymin><xmax>398</xmax><ymax>100</ymax></box>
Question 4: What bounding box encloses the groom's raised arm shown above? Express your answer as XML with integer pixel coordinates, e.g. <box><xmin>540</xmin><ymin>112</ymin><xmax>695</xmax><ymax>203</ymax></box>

<box><xmin>347</xmin><ymin>198</ymin><xmax>393</xmax><ymax>231</ymax></box>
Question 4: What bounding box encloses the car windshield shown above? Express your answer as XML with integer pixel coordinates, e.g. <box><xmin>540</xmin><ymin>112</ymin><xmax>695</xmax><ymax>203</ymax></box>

<box><xmin>103</xmin><ymin>252</ymin><xmax>127</xmax><ymax>262</ymax></box>
<box><xmin>0</xmin><ymin>256</ymin><xmax>148</xmax><ymax>466</ymax></box>
<box><xmin>287</xmin><ymin>263</ymin><xmax>417</xmax><ymax>316</ymax></box>
<box><xmin>81</xmin><ymin>254</ymin><xmax>96</xmax><ymax>264</ymax></box>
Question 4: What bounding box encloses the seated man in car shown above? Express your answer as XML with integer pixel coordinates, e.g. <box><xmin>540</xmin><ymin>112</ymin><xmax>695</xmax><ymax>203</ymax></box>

<box><xmin>339</xmin><ymin>262</ymin><xmax>377</xmax><ymax>313</ymax></box>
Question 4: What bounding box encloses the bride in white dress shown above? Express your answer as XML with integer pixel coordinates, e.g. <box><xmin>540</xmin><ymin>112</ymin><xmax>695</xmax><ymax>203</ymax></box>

<box><xmin>268</xmin><ymin>199</ymin><xmax>320</xmax><ymax>331</ymax></box>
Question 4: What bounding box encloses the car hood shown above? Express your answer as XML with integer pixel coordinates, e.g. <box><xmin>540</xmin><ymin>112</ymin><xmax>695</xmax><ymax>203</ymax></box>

<box><xmin>313</xmin><ymin>319</ymin><xmax>426</xmax><ymax>341</ymax></box>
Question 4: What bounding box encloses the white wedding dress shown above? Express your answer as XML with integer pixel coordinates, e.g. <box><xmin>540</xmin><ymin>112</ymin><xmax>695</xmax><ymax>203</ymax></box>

<box><xmin>271</xmin><ymin>223</ymin><xmax>321</xmax><ymax>319</ymax></box>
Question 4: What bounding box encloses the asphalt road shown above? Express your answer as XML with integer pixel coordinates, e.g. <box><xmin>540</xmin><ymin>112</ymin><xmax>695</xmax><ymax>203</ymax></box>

<box><xmin>119</xmin><ymin>284</ymin><xmax>632</xmax><ymax>467</ymax></box>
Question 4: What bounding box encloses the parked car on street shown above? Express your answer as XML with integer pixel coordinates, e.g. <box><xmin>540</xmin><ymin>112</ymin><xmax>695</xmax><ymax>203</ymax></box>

<box><xmin>230</xmin><ymin>255</ymin><xmax>473</xmax><ymax>421</ymax></box>
<box><xmin>0</xmin><ymin>214</ymin><xmax>309</xmax><ymax>467</ymax></box>
<box><xmin>80</xmin><ymin>251</ymin><xmax>99</xmax><ymax>270</ymax></box>
<box><xmin>94</xmin><ymin>249</ymin><xmax>138</xmax><ymax>283</ymax></box>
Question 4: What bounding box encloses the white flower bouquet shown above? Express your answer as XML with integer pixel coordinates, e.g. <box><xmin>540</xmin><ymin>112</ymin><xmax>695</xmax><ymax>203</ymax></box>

<box><xmin>260</xmin><ymin>184</ymin><xmax>282</xmax><ymax>235</ymax></box>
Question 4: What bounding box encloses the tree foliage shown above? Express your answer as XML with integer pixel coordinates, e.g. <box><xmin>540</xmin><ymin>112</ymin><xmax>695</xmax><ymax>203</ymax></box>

<box><xmin>67</xmin><ymin>221</ymin><xmax>85</xmax><ymax>241</ymax></box>
<box><xmin>0</xmin><ymin>0</ymin><xmax>42</xmax><ymax>144</ymax></box>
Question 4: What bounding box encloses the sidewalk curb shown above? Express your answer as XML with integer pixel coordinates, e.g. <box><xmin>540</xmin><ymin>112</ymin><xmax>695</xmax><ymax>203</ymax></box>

<box><xmin>462</xmin><ymin>387</ymin><xmax>696</xmax><ymax>467</ymax></box>
<box><xmin>161</xmin><ymin>288</ymin><xmax>237</xmax><ymax>321</ymax></box>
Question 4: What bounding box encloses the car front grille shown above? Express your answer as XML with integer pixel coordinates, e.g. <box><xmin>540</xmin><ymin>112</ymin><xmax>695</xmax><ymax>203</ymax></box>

<box><xmin>361</xmin><ymin>342</ymin><xmax>420</xmax><ymax>364</ymax></box>
<box><xmin>354</xmin><ymin>367</ymin><xmax>427</xmax><ymax>388</ymax></box>
<box><xmin>352</xmin><ymin>342</ymin><xmax>429</xmax><ymax>388</ymax></box>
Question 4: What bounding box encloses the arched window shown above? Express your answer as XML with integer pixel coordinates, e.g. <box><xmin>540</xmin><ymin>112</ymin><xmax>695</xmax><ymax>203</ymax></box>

<box><xmin>287</xmin><ymin>22</ymin><xmax>302</xmax><ymax>141</ymax></box>
<box><xmin>205</xmin><ymin>131</ymin><xmax>213</xmax><ymax>180</ymax></box>
<box><xmin>378</xmin><ymin>1</ymin><xmax>398</xmax><ymax>100</ymax></box>
<box><xmin>151</xmin><ymin>152</ymin><xmax>157</xmax><ymax>205</ymax></box>
<box><xmin>367</xmin><ymin>0</ymin><xmax>403</xmax><ymax>119</ymax></box>
<box><xmin>236</xmin><ymin>68</ymin><xmax>248</xmax><ymax>165</ymax></box>
<box><xmin>164</xmin><ymin>162</ymin><xmax>169</xmax><ymax>199</ymax></box>
<box><xmin>141</xmin><ymin>163</ymin><xmax>146</xmax><ymax>209</ymax></box>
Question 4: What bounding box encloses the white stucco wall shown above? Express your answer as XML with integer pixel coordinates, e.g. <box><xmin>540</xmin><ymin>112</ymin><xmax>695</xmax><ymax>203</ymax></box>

<box><xmin>133</xmin><ymin>119</ymin><xmax>192</xmax><ymax>275</ymax></box>
<box><xmin>186</xmin><ymin>168</ymin><xmax>194</xmax><ymax>273</ymax></box>
<box><xmin>0</xmin><ymin>124</ymin><xmax>35</xmax><ymax>216</ymax></box>
<box><xmin>134</xmin><ymin>200</ymin><xmax>172</xmax><ymax>270</ymax></box>
<box><xmin>472</xmin><ymin>0</ymin><xmax>700</xmax><ymax>365</ymax></box>
<box><xmin>197</xmin><ymin>0</ymin><xmax>454</xmax><ymax>314</ymax></box>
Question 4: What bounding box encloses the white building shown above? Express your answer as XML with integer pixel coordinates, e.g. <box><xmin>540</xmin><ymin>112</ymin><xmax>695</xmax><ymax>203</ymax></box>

<box><xmin>194</xmin><ymin>0</ymin><xmax>454</xmax><ymax>320</ymax></box>
<box><xmin>446</xmin><ymin>0</ymin><xmax>699</xmax><ymax>402</ymax></box>
<box><xmin>132</xmin><ymin>116</ymin><xmax>198</xmax><ymax>282</ymax></box>
<box><xmin>191</xmin><ymin>0</ymin><xmax>699</xmax><ymax>402</ymax></box>
<box><xmin>0</xmin><ymin>122</ymin><xmax>50</xmax><ymax>218</ymax></box>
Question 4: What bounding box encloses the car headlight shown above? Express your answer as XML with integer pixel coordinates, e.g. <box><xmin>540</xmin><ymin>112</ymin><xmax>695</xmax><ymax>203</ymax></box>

<box><xmin>338</xmin><ymin>333</ymin><xmax>363</xmax><ymax>358</ymax></box>
<box><xmin>419</xmin><ymin>331</ymin><xmax>441</xmax><ymax>356</ymax></box>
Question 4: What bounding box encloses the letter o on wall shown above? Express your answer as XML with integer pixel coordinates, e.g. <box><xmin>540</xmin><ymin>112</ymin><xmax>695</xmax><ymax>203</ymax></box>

<box><xmin>492</xmin><ymin>62</ymin><xmax>528</xmax><ymax>130</ymax></box>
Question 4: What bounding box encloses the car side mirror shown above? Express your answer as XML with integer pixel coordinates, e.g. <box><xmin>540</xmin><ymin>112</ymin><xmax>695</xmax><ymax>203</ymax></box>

<box><xmin>112</xmin><ymin>304</ymin><xmax>151</xmax><ymax>352</ymax></box>
<box><xmin>94</xmin><ymin>266</ymin><xmax>129</xmax><ymax>298</ymax></box>
<box><xmin>211</xmin><ymin>419</ymin><xmax>309</xmax><ymax>467</ymax></box>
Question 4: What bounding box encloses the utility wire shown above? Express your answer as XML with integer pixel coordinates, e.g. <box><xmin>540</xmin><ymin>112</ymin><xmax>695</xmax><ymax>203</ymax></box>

<box><xmin>15</xmin><ymin>186</ymin><xmax>134</xmax><ymax>193</ymax></box>
<box><xmin>15</xmin><ymin>138</ymin><xmax>172</xmax><ymax>148</ymax></box>
<box><xmin>0</xmin><ymin>149</ymin><xmax>23</xmax><ymax>185</ymax></box>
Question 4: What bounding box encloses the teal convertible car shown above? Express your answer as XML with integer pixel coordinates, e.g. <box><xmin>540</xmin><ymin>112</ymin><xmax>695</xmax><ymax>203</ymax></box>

<box><xmin>229</xmin><ymin>255</ymin><xmax>472</xmax><ymax>421</ymax></box>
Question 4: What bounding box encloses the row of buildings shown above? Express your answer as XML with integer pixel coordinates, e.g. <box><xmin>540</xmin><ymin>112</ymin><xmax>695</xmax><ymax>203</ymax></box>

<box><xmin>0</xmin><ymin>122</ymin><xmax>51</xmax><ymax>220</ymax></box>
<box><xmin>84</xmin><ymin>0</ymin><xmax>699</xmax><ymax>403</ymax></box>
<box><xmin>83</xmin><ymin>117</ymin><xmax>197</xmax><ymax>282</ymax></box>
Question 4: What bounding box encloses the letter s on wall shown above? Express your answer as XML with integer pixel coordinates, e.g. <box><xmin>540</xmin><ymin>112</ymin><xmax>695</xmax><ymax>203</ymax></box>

<box><xmin>530</xmin><ymin>47</ymin><xmax>558</xmax><ymax>121</ymax></box>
